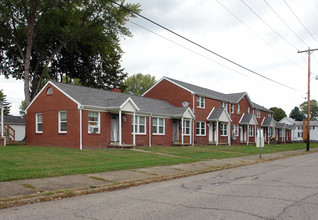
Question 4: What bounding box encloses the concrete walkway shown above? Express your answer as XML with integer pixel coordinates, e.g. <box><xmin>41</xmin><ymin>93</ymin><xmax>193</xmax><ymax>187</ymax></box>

<box><xmin>1</xmin><ymin>148</ymin><xmax>317</xmax><ymax>209</ymax></box>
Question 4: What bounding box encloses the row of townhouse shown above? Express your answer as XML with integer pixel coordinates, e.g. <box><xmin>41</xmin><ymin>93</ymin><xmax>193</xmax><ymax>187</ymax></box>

<box><xmin>24</xmin><ymin>77</ymin><xmax>293</xmax><ymax>149</ymax></box>
<box><xmin>280</xmin><ymin>117</ymin><xmax>318</xmax><ymax>142</ymax></box>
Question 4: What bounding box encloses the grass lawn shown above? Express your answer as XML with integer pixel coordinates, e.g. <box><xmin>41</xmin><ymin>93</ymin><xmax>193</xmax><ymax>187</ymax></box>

<box><xmin>0</xmin><ymin>143</ymin><xmax>317</xmax><ymax>182</ymax></box>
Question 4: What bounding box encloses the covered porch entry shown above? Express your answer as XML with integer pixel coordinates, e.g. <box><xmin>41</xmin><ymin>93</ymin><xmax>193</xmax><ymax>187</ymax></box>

<box><xmin>239</xmin><ymin>113</ymin><xmax>258</xmax><ymax>145</ymax></box>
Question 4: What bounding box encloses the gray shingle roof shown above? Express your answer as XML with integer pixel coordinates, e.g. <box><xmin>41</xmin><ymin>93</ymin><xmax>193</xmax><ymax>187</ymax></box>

<box><xmin>207</xmin><ymin>107</ymin><xmax>225</xmax><ymax>121</ymax></box>
<box><xmin>165</xmin><ymin>77</ymin><xmax>232</xmax><ymax>102</ymax></box>
<box><xmin>262</xmin><ymin>117</ymin><xmax>275</xmax><ymax>127</ymax></box>
<box><xmin>240</xmin><ymin>113</ymin><xmax>256</xmax><ymax>125</ymax></box>
<box><xmin>226</xmin><ymin>92</ymin><xmax>246</xmax><ymax>103</ymax></box>
<box><xmin>253</xmin><ymin>102</ymin><xmax>273</xmax><ymax>113</ymax></box>
<box><xmin>51</xmin><ymin>81</ymin><xmax>189</xmax><ymax>118</ymax></box>
<box><xmin>275</xmin><ymin>122</ymin><xmax>286</xmax><ymax>129</ymax></box>
<box><xmin>3</xmin><ymin>115</ymin><xmax>25</xmax><ymax>125</ymax></box>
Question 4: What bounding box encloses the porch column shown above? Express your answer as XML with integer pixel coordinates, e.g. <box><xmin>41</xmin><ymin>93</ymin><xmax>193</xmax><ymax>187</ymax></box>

<box><xmin>268</xmin><ymin>127</ymin><xmax>270</xmax><ymax>145</ymax></box>
<box><xmin>228</xmin><ymin>122</ymin><xmax>231</xmax><ymax>145</ymax></box>
<box><xmin>247</xmin><ymin>125</ymin><xmax>249</xmax><ymax>145</ymax></box>
<box><xmin>192</xmin><ymin>119</ymin><xmax>194</xmax><ymax>146</ymax></box>
<box><xmin>254</xmin><ymin>125</ymin><xmax>256</xmax><ymax>143</ymax></box>
<box><xmin>133</xmin><ymin>112</ymin><xmax>136</xmax><ymax>146</ymax></box>
<box><xmin>189</xmin><ymin>119</ymin><xmax>192</xmax><ymax>145</ymax></box>
<box><xmin>119</xmin><ymin>110</ymin><xmax>122</xmax><ymax>145</ymax></box>
<box><xmin>149</xmin><ymin>115</ymin><xmax>151</xmax><ymax>147</ymax></box>
<box><xmin>181</xmin><ymin>117</ymin><xmax>184</xmax><ymax>144</ymax></box>
<box><xmin>1</xmin><ymin>107</ymin><xmax>3</xmax><ymax>138</ymax></box>
<box><xmin>216</xmin><ymin>121</ymin><xmax>219</xmax><ymax>146</ymax></box>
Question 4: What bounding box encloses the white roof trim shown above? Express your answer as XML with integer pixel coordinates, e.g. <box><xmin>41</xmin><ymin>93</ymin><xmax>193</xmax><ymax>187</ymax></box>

<box><xmin>206</xmin><ymin>107</ymin><xmax>215</xmax><ymax>121</ymax></box>
<box><xmin>239</xmin><ymin>113</ymin><xmax>245</xmax><ymax>124</ymax></box>
<box><xmin>142</xmin><ymin>76</ymin><xmax>194</xmax><ymax>97</ymax></box>
<box><xmin>119</xmin><ymin>97</ymin><xmax>140</xmax><ymax>111</ymax></box>
<box><xmin>25</xmin><ymin>81</ymin><xmax>82</xmax><ymax>114</ymax></box>
<box><xmin>183</xmin><ymin>107</ymin><xmax>195</xmax><ymax>118</ymax></box>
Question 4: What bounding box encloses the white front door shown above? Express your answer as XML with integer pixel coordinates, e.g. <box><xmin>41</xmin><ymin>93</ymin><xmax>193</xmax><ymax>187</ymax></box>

<box><xmin>209</xmin><ymin>123</ymin><xmax>213</xmax><ymax>142</ymax></box>
<box><xmin>111</xmin><ymin>114</ymin><xmax>119</xmax><ymax>142</ymax></box>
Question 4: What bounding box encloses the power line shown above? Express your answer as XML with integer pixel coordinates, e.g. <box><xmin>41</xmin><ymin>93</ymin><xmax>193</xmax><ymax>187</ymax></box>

<box><xmin>109</xmin><ymin>0</ymin><xmax>300</xmax><ymax>92</ymax></box>
<box><xmin>129</xmin><ymin>20</ymin><xmax>251</xmax><ymax>79</ymax></box>
<box><xmin>263</xmin><ymin>0</ymin><xmax>308</xmax><ymax>47</ymax></box>
<box><xmin>240</xmin><ymin>0</ymin><xmax>299</xmax><ymax>51</ymax></box>
<box><xmin>215</xmin><ymin>0</ymin><xmax>302</xmax><ymax>67</ymax></box>
<box><xmin>283</xmin><ymin>0</ymin><xmax>318</xmax><ymax>45</ymax></box>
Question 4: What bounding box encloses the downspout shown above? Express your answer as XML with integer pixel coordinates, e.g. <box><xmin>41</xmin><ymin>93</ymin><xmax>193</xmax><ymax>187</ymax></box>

<box><xmin>228</xmin><ymin>121</ymin><xmax>231</xmax><ymax>146</ymax></box>
<box><xmin>192</xmin><ymin>94</ymin><xmax>195</xmax><ymax>146</ymax></box>
<box><xmin>119</xmin><ymin>110</ymin><xmax>122</xmax><ymax>146</ymax></box>
<box><xmin>79</xmin><ymin>106</ymin><xmax>83</xmax><ymax>150</ymax></box>
<box><xmin>216</xmin><ymin>120</ymin><xmax>219</xmax><ymax>146</ymax></box>
<box><xmin>149</xmin><ymin>114</ymin><xmax>152</xmax><ymax>147</ymax></box>
<box><xmin>181</xmin><ymin>117</ymin><xmax>184</xmax><ymax>144</ymax></box>
<box><xmin>247</xmin><ymin>124</ymin><xmax>249</xmax><ymax>145</ymax></box>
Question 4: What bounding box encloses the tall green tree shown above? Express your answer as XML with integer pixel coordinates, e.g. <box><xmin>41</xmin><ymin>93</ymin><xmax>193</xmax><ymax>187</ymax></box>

<box><xmin>0</xmin><ymin>0</ymin><xmax>140</xmax><ymax>106</ymax></box>
<box><xmin>269</xmin><ymin>107</ymin><xmax>287</xmax><ymax>121</ymax></box>
<box><xmin>289</xmin><ymin>106</ymin><xmax>305</xmax><ymax>121</ymax></box>
<box><xmin>0</xmin><ymin>89</ymin><xmax>11</xmax><ymax>115</ymax></box>
<box><xmin>124</xmin><ymin>73</ymin><xmax>157</xmax><ymax>96</ymax></box>
<box><xmin>300</xmin><ymin>99</ymin><xmax>318</xmax><ymax>121</ymax></box>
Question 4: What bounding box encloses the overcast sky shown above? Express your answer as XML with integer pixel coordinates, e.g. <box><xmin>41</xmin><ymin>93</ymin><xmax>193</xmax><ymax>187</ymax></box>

<box><xmin>1</xmin><ymin>0</ymin><xmax>318</xmax><ymax>116</ymax></box>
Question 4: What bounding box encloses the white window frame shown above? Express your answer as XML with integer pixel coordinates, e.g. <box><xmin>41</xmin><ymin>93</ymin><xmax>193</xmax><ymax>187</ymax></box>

<box><xmin>183</xmin><ymin>119</ymin><xmax>190</xmax><ymax>135</ymax></box>
<box><xmin>220</xmin><ymin>123</ymin><xmax>228</xmax><ymax>136</ymax></box>
<box><xmin>256</xmin><ymin>110</ymin><xmax>260</xmax><ymax>118</ymax></box>
<box><xmin>248</xmin><ymin>107</ymin><xmax>250</xmax><ymax>113</ymax></box>
<box><xmin>197</xmin><ymin>96</ymin><xmax>205</xmax><ymax>109</ymax></box>
<box><xmin>36</xmin><ymin>113</ymin><xmax>43</xmax><ymax>133</ymax></box>
<box><xmin>133</xmin><ymin>116</ymin><xmax>147</xmax><ymax>135</ymax></box>
<box><xmin>249</xmin><ymin>126</ymin><xmax>253</xmax><ymax>137</ymax></box>
<box><xmin>152</xmin><ymin>117</ymin><xmax>165</xmax><ymax>135</ymax></box>
<box><xmin>232</xmin><ymin>124</ymin><xmax>238</xmax><ymax>136</ymax></box>
<box><xmin>58</xmin><ymin>111</ymin><xmax>67</xmax><ymax>133</ymax></box>
<box><xmin>88</xmin><ymin>111</ymin><xmax>100</xmax><ymax>134</ymax></box>
<box><xmin>237</xmin><ymin>104</ymin><xmax>240</xmax><ymax>114</ymax></box>
<box><xmin>222</xmin><ymin>102</ymin><xmax>227</xmax><ymax>109</ymax></box>
<box><xmin>231</xmin><ymin>104</ymin><xmax>234</xmax><ymax>114</ymax></box>
<box><xmin>196</xmin><ymin>121</ymin><xmax>206</xmax><ymax>136</ymax></box>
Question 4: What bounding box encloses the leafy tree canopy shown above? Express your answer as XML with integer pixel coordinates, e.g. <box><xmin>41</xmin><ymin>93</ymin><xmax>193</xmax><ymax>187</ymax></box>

<box><xmin>269</xmin><ymin>107</ymin><xmax>287</xmax><ymax>121</ymax></box>
<box><xmin>289</xmin><ymin>106</ymin><xmax>306</xmax><ymax>121</ymax></box>
<box><xmin>0</xmin><ymin>89</ymin><xmax>11</xmax><ymax>115</ymax></box>
<box><xmin>0</xmin><ymin>0</ymin><xmax>141</xmax><ymax>106</ymax></box>
<box><xmin>300</xmin><ymin>99</ymin><xmax>318</xmax><ymax>121</ymax></box>
<box><xmin>124</xmin><ymin>73</ymin><xmax>157</xmax><ymax>96</ymax></box>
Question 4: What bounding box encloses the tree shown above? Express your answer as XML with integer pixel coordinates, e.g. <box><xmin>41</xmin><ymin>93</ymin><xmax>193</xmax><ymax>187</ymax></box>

<box><xmin>0</xmin><ymin>0</ymin><xmax>140</xmax><ymax>106</ymax></box>
<box><xmin>289</xmin><ymin>106</ymin><xmax>305</xmax><ymax>121</ymax></box>
<box><xmin>19</xmin><ymin>100</ymin><xmax>26</xmax><ymax>116</ymax></box>
<box><xmin>300</xmin><ymin>99</ymin><xmax>318</xmax><ymax>121</ymax></box>
<box><xmin>269</xmin><ymin>107</ymin><xmax>287</xmax><ymax>121</ymax></box>
<box><xmin>0</xmin><ymin>89</ymin><xmax>11</xmax><ymax>115</ymax></box>
<box><xmin>124</xmin><ymin>73</ymin><xmax>157</xmax><ymax>96</ymax></box>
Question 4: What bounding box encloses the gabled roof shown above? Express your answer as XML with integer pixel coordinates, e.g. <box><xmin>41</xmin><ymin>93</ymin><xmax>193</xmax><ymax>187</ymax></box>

<box><xmin>32</xmin><ymin>81</ymin><xmax>193</xmax><ymax>118</ymax></box>
<box><xmin>275</xmin><ymin>122</ymin><xmax>286</xmax><ymax>129</ymax></box>
<box><xmin>239</xmin><ymin>113</ymin><xmax>258</xmax><ymax>125</ymax></box>
<box><xmin>207</xmin><ymin>107</ymin><xmax>231</xmax><ymax>122</ymax></box>
<box><xmin>226</xmin><ymin>92</ymin><xmax>246</xmax><ymax>103</ymax></box>
<box><xmin>253</xmin><ymin>102</ymin><xmax>273</xmax><ymax>113</ymax></box>
<box><xmin>153</xmin><ymin>77</ymin><xmax>232</xmax><ymax>102</ymax></box>
<box><xmin>261</xmin><ymin>117</ymin><xmax>275</xmax><ymax>127</ymax></box>
<box><xmin>279</xmin><ymin>117</ymin><xmax>295</xmax><ymax>125</ymax></box>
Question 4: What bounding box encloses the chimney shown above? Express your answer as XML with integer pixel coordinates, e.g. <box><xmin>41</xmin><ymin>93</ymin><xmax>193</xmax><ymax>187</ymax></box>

<box><xmin>111</xmin><ymin>88</ymin><xmax>122</xmax><ymax>93</ymax></box>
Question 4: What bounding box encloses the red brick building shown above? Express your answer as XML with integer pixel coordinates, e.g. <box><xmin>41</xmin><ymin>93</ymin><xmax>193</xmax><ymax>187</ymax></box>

<box><xmin>143</xmin><ymin>77</ymin><xmax>276</xmax><ymax>145</ymax></box>
<box><xmin>26</xmin><ymin>81</ymin><xmax>194</xmax><ymax>149</ymax></box>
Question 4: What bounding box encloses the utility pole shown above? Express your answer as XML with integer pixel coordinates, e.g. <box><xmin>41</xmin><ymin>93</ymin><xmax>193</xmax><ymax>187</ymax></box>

<box><xmin>298</xmin><ymin>47</ymin><xmax>318</xmax><ymax>151</ymax></box>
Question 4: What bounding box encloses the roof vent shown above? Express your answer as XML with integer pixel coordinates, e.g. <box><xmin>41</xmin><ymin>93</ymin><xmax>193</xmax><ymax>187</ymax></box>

<box><xmin>182</xmin><ymin>101</ymin><xmax>189</xmax><ymax>107</ymax></box>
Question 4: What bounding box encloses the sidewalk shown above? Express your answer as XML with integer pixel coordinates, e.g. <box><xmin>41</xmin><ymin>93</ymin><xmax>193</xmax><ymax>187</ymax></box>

<box><xmin>1</xmin><ymin>148</ymin><xmax>317</xmax><ymax>209</ymax></box>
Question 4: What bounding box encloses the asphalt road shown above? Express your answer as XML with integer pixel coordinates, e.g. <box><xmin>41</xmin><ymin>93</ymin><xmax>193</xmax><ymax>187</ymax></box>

<box><xmin>1</xmin><ymin>152</ymin><xmax>318</xmax><ymax>220</ymax></box>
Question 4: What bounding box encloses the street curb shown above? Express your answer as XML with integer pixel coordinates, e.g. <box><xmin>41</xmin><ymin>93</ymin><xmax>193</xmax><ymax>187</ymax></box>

<box><xmin>0</xmin><ymin>149</ymin><xmax>316</xmax><ymax>209</ymax></box>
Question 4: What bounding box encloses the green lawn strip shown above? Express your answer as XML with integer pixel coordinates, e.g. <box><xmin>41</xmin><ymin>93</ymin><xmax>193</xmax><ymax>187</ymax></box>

<box><xmin>0</xmin><ymin>146</ymin><xmax>198</xmax><ymax>182</ymax></box>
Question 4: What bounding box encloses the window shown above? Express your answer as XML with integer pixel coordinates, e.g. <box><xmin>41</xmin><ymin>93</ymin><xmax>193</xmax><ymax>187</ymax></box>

<box><xmin>153</xmin><ymin>118</ymin><xmax>165</xmax><ymax>135</ymax></box>
<box><xmin>232</xmin><ymin>124</ymin><xmax>238</xmax><ymax>136</ymax></box>
<box><xmin>196</xmin><ymin>121</ymin><xmax>206</xmax><ymax>136</ymax></box>
<box><xmin>268</xmin><ymin>113</ymin><xmax>272</xmax><ymax>117</ymax></box>
<box><xmin>36</xmin><ymin>113</ymin><xmax>43</xmax><ymax>133</ymax></box>
<box><xmin>249</xmin><ymin>126</ymin><xmax>253</xmax><ymax>137</ymax></box>
<box><xmin>248</xmin><ymin>107</ymin><xmax>250</xmax><ymax>113</ymax></box>
<box><xmin>183</xmin><ymin>120</ymin><xmax>190</xmax><ymax>135</ymax></box>
<box><xmin>197</xmin><ymin>96</ymin><xmax>205</xmax><ymax>108</ymax></box>
<box><xmin>58</xmin><ymin>111</ymin><xmax>67</xmax><ymax>133</ymax></box>
<box><xmin>220</xmin><ymin>123</ymin><xmax>228</xmax><ymax>136</ymax></box>
<box><xmin>222</xmin><ymin>102</ymin><xmax>227</xmax><ymax>108</ymax></box>
<box><xmin>256</xmin><ymin>110</ymin><xmax>260</xmax><ymax>118</ymax></box>
<box><xmin>88</xmin><ymin>111</ymin><xmax>100</xmax><ymax>133</ymax></box>
<box><xmin>132</xmin><ymin>116</ymin><xmax>146</xmax><ymax>134</ymax></box>
<box><xmin>237</xmin><ymin>104</ymin><xmax>240</xmax><ymax>114</ymax></box>
<box><xmin>231</xmin><ymin>104</ymin><xmax>234</xmax><ymax>114</ymax></box>
<box><xmin>298</xmin><ymin>132</ymin><xmax>303</xmax><ymax>137</ymax></box>
<box><xmin>268</xmin><ymin>128</ymin><xmax>271</xmax><ymax>136</ymax></box>
<box><xmin>46</xmin><ymin>87</ymin><xmax>53</xmax><ymax>95</ymax></box>
<box><xmin>298</xmin><ymin>126</ymin><xmax>302</xmax><ymax>130</ymax></box>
